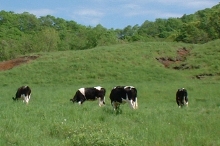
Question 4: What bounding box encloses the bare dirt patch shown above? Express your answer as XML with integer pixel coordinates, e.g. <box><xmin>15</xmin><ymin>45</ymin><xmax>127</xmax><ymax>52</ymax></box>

<box><xmin>156</xmin><ymin>47</ymin><xmax>191</xmax><ymax>69</ymax></box>
<box><xmin>0</xmin><ymin>56</ymin><xmax>39</xmax><ymax>71</ymax></box>
<box><xmin>156</xmin><ymin>48</ymin><xmax>220</xmax><ymax>79</ymax></box>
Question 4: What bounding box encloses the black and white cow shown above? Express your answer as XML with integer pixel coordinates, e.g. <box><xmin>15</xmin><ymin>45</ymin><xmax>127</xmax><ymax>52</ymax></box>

<box><xmin>12</xmin><ymin>86</ymin><xmax>31</xmax><ymax>104</ymax></box>
<box><xmin>70</xmin><ymin>86</ymin><xmax>106</xmax><ymax>106</ymax></box>
<box><xmin>109</xmin><ymin>86</ymin><xmax>138</xmax><ymax>110</ymax></box>
<box><xmin>176</xmin><ymin>88</ymin><xmax>188</xmax><ymax>108</ymax></box>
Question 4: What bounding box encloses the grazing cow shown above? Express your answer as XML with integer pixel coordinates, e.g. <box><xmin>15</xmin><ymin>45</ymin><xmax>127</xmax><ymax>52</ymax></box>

<box><xmin>176</xmin><ymin>88</ymin><xmax>188</xmax><ymax>108</ymax></box>
<box><xmin>109</xmin><ymin>86</ymin><xmax>138</xmax><ymax>110</ymax></box>
<box><xmin>12</xmin><ymin>86</ymin><xmax>31</xmax><ymax>104</ymax></box>
<box><xmin>70</xmin><ymin>86</ymin><xmax>106</xmax><ymax>107</ymax></box>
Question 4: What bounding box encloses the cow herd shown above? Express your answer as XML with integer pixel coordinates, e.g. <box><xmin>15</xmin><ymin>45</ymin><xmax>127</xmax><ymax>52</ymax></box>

<box><xmin>12</xmin><ymin>85</ymin><xmax>189</xmax><ymax>109</ymax></box>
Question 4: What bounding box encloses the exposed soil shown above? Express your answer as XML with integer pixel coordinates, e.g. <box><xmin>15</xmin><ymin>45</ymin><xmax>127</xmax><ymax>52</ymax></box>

<box><xmin>156</xmin><ymin>47</ymin><xmax>190</xmax><ymax>68</ymax></box>
<box><xmin>0</xmin><ymin>56</ymin><xmax>39</xmax><ymax>71</ymax></box>
<box><xmin>194</xmin><ymin>73</ymin><xmax>213</xmax><ymax>79</ymax></box>
<box><xmin>156</xmin><ymin>47</ymin><xmax>220</xmax><ymax>79</ymax></box>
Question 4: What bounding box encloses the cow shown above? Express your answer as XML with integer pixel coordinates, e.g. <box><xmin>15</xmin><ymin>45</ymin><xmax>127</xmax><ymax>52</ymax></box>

<box><xmin>70</xmin><ymin>86</ymin><xmax>106</xmax><ymax>107</ymax></box>
<box><xmin>109</xmin><ymin>86</ymin><xmax>138</xmax><ymax>110</ymax></box>
<box><xmin>176</xmin><ymin>88</ymin><xmax>188</xmax><ymax>108</ymax></box>
<box><xmin>12</xmin><ymin>86</ymin><xmax>31</xmax><ymax>104</ymax></box>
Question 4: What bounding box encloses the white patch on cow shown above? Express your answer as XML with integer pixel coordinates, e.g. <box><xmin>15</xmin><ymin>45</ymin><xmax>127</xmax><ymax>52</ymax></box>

<box><xmin>94</xmin><ymin>86</ymin><xmax>102</xmax><ymax>91</ymax></box>
<box><xmin>78</xmin><ymin>101</ymin><xmax>82</xmax><ymax>105</ymax></box>
<box><xmin>124</xmin><ymin>86</ymin><xmax>129</xmax><ymax>89</ymax></box>
<box><xmin>185</xmin><ymin>102</ymin><xmax>188</xmax><ymax>107</ymax></box>
<box><xmin>124</xmin><ymin>86</ymin><xmax>134</xmax><ymax>89</ymax></box>
<box><xmin>79</xmin><ymin>88</ymin><xmax>85</xmax><ymax>96</ymax></box>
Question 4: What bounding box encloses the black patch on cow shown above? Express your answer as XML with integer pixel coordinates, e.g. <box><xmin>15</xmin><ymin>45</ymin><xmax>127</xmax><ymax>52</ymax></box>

<box><xmin>176</xmin><ymin>88</ymin><xmax>188</xmax><ymax>107</ymax></box>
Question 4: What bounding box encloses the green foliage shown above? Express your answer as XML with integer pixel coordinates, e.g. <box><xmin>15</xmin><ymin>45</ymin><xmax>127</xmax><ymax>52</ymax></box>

<box><xmin>0</xmin><ymin>3</ymin><xmax>220</xmax><ymax>61</ymax></box>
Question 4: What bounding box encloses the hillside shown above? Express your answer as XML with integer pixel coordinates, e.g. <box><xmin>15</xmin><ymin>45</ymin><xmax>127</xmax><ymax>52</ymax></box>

<box><xmin>0</xmin><ymin>40</ymin><xmax>220</xmax><ymax>87</ymax></box>
<box><xmin>0</xmin><ymin>41</ymin><xmax>220</xmax><ymax>145</ymax></box>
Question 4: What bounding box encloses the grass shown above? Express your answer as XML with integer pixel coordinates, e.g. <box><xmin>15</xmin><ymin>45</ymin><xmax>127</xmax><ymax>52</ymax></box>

<box><xmin>0</xmin><ymin>40</ymin><xmax>220</xmax><ymax>145</ymax></box>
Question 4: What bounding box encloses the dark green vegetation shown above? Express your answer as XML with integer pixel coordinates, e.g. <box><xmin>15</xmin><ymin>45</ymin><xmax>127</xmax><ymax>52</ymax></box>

<box><xmin>0</xmin><ymin>3</ymin><xmax>220</xmax><ymax>61</ymax></box>
<box><xmin>0</xmin><ymin>40</ymin><xmax>220</xmax><ymax>145</ymax></box>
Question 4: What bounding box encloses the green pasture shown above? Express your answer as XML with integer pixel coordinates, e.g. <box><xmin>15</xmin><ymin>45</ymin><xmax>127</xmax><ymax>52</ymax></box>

<box><xmin>0</xmin><ymin>41</ymin><xmax>220</xmax><ymax>145</ymax></box>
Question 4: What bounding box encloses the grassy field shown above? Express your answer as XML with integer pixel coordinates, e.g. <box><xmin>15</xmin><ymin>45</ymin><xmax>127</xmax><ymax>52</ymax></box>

<box><xmin>0</xmin><ymin>40</ymin><xmax>220</xmax><ymax>145</ymax></box>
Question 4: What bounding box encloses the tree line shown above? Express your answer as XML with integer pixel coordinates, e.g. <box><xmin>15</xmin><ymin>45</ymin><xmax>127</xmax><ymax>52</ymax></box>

<box><xmin>0</xmin><ymin>3</ymin><xmax>219</xmax><ymax>61</ymax></box>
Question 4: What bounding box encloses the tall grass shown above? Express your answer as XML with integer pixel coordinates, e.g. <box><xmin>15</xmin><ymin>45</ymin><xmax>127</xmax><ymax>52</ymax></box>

<box><xmin>0</xmin><ymin>40</ymin><xmax>220</xmax><ymax>145</ymax></box>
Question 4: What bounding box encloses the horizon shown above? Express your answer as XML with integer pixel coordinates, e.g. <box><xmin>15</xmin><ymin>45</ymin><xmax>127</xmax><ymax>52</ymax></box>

<box><xmin>0</xmin><ymin>0</ymin><xmax>219</xmax><ymax>29</ymax></box>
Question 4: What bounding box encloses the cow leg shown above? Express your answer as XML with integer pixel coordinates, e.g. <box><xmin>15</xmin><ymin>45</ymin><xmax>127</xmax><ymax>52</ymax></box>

<box><xmin>112</xmin><ymin>101</ymin><xmax>116</xmax><ymax>110</ymax></box>
<box><xmin>78</xmin><ymin>96</ymin><xmax>86</xmax><ymax>105</ymax></box>
<box><xmin>128</xmin><ymin>99</ymin><xmax>136</xmax><ymax>109</ymax></box>
<box><xmin>185</xmin><ymin>96</ymin><xmax>188</xmax><ymax>107</ymax></box>
<box><xmin>112</xmin><ymin>101</ymin><xmax>120</xmax><ymax>110</ymax></box>
<box><xmin>134</xmin><ymin>98</ymin><xmax>138</xmax><ymax>109</ymax></box>
<box><xmin>24</xmin><ymin>95</ymin><xmax>30</xmax><ymax>104</ymax></box>
<box><xmin>20</xmin><ymin>94</ymin><xmax>25</xmax><ymax>103</ymax></box>
<box><xmin>98</xmin><ymin>97</ymin><xmax>105</xmax><ymax>107</ymax></box>
<box><xmin>26</xmin><ymin>94</ymin><xmax>31</xmax><ymax>104</ymax></box>
<box><xmin>176</xmin><ymin>97</ymin><xmax>181</xmax><ymax>108</ymax></box>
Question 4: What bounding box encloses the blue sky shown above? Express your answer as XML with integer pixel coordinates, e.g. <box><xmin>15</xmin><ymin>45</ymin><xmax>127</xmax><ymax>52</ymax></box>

<box><xmin>0</xmin><ymin>0</ymin><xmax>219</xmax><ymax>29</ymax></box>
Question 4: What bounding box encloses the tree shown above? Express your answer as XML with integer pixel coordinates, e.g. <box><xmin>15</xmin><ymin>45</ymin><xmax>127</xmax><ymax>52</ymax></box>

<box><xmin>36</xmin><ymin>28</ymin><xmax>60</xmax><ymax>51</ymax></box>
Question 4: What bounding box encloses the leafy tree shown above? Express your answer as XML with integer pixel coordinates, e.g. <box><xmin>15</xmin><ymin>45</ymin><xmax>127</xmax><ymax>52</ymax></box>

<box><xmin>36</xmin><ymin>28</ymin><xmax>60</xmax><ymax>51</ymax></box>
<box><xmin>17</xmin><ymin>12</ymin><xmax>39</xmax><ymax>33</ymax></box>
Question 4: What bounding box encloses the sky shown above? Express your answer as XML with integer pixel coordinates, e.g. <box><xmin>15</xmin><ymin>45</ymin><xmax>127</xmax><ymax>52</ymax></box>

<box><xmin>0</xmin><ymin>0</ymin><xmax>219</xmax><ymax>29</ymax></box>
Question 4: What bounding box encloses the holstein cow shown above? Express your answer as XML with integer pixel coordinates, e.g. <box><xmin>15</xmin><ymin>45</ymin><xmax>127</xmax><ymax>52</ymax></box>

<box><xmin>70</xmin><ymin>86</ymin><xmax>106</xmax><ymax>107</ymax></box>
<box><xmin>176</xmin><ymin>88</ymin><xmax>188</xmax><ymax>108</ymax></box>
<box><xmin>12</xmin><ymin>86</ymin><xmax>31</xmax><ymax>104</ymax></box>
<box><xmin>109</xmin><ymin>86</ymin><xmax>138</xmax><ymax>110</ymax></box>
